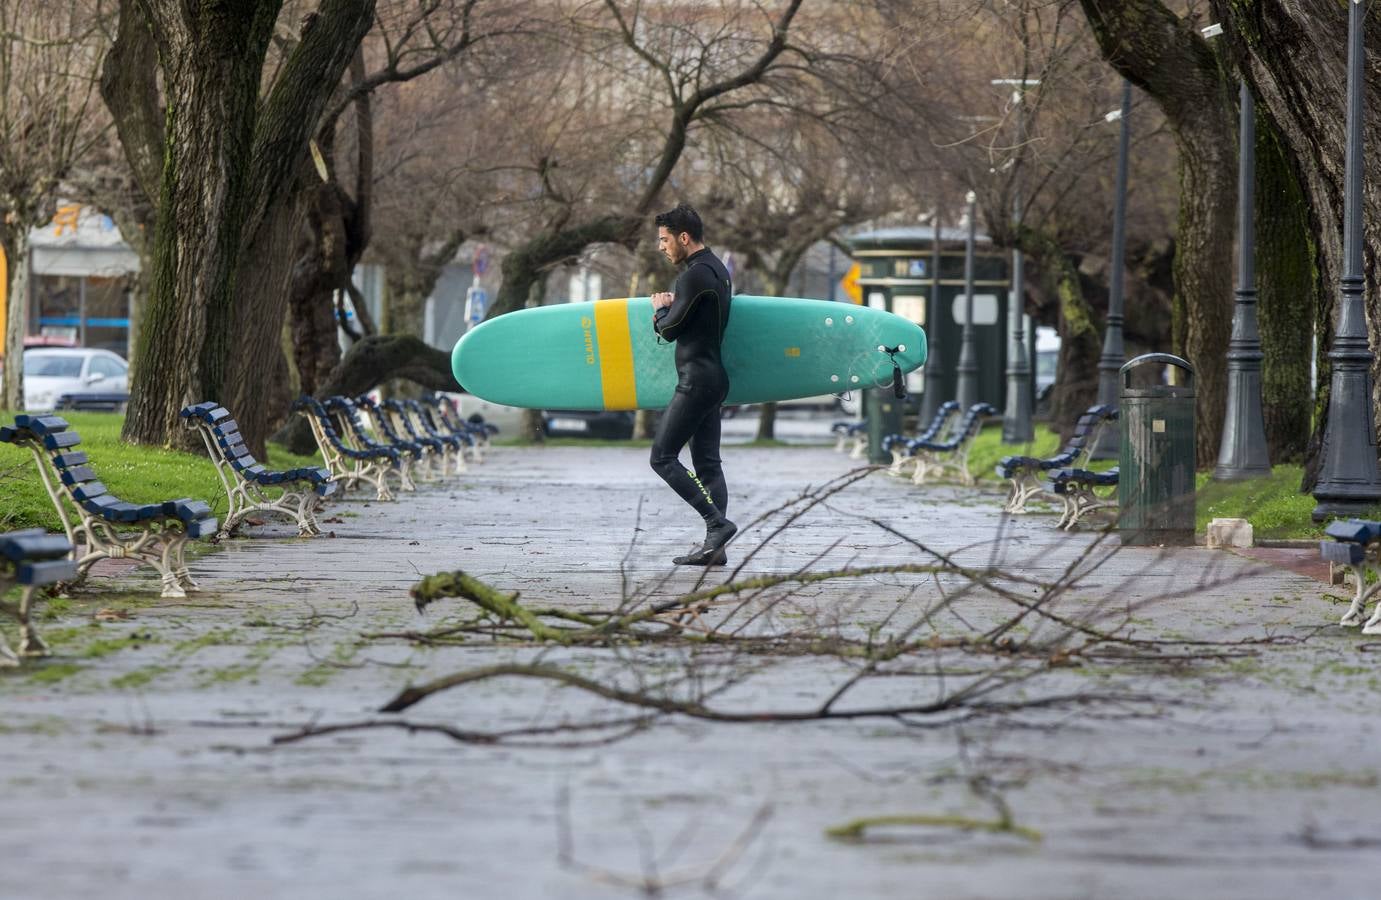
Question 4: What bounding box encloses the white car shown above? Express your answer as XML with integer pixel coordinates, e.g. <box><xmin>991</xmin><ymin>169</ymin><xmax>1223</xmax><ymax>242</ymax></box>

<box><xmin>23</xmin><ymin>348</ymin><xmax>129</xmax><ymax>411</ymax></box>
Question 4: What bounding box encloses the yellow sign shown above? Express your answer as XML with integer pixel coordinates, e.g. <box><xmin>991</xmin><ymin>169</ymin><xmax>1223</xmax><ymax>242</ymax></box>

<box><xmin>840</xmin><ymin>262</ymin><xmax>862</xmax><ymax>304</ymax></box>
<box><xmin>52</xmin><ymin>204</ymin><xmax>81</xmax><ymax>236</ymax></box>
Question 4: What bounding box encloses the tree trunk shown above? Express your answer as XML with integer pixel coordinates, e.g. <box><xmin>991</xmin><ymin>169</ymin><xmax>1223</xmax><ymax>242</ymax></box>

<box><xmin>1078</xmin><ymin>0</ymin><xmax>1238</xmax><ymax>467</ymax></box>
<box><xmin>1254</xmin><ymin>107</ymin><xmax>1317</xmax><ymax>465</ymax></box>
<box><xmin>225</xmin><ymin>191</ymin><xmax>309</xmax><ymax>457</ymax></box>
<box><xmin>107</xmin><ymin>0</ymin><xmax>376</xmax><ymax>450</ymax></box>
<box><xmin>754</xmin><ymin>402</ymin><xmax>778</xmax><ymax>442</ymax></box>
<box><xmin>119</xmin><ymin>1</ymin><xmax>281</xmax><ymax>450</ymax></box>
<box><xmin>290</xmin><ymin>178</ymin><xmax>349</xmax><ymax>398</ymax></box>
<box><xmin>1</xmin><ymin>227</ymin><xmax>30</xmax><ymax>411</ymax></box>
<box><xmin>1206</xmin><ymin>1</ymin><xmax>1381</xmax><ymax>489</ymax></box>
<box><xmin>1038</xmin><ymin>241</ymin><xmax>1101</xmax><ymax>440</ymax></box>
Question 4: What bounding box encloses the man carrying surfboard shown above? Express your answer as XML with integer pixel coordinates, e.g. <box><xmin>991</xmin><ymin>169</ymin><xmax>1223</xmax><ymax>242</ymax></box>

<box><xmin>649</xmin><ymin>203</ymin><xmax>737</xmax><ymax>566</ymax></box>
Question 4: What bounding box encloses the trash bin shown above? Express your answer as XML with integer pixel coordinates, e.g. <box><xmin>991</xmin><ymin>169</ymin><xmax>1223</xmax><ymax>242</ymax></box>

<box><xmin>1119</xmin><ymin>353</ymin><xmax>1196</xmax><ymax>546</ymax></box>
<box><xmin>866</xmin><ymin>388</ymin><xmax>904</xmax><ymax>465</ymax></box>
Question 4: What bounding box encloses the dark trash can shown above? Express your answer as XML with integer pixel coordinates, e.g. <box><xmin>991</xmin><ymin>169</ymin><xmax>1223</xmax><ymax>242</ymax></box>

<box><xmin>866</xmin><ymin>389</ymin><xmax>904</xmax><ymax>465</ymax></box>
<box><xmin>1119</xmin><ymin>353</ymin><xmax>1196</xmax><ymax>546</ymax></box>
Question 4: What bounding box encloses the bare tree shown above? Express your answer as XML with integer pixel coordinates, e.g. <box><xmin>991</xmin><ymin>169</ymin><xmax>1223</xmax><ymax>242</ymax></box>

<box><xmin>481</xmin><ymin>0</ymin><xmax>807</xmax><ymax>322</ymax></box>
<box><xmin>0</xmin><ymin>0</ymin><xmax>110</xmax><ymax>410</ymax></box>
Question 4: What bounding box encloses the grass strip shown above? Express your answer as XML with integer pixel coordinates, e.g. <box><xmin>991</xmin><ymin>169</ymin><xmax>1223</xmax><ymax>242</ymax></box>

<box><xmin>0</xmin><ymin>411</ymin><xmax>322</xmax><ymax>533</ymax></box>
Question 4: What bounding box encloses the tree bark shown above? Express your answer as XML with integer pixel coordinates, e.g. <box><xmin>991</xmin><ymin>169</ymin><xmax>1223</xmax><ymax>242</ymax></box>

<box><xmin>107</xmin><ymin>0</ymin><xmax>376</xmax><ymax>450</ymax></box>
<box><xmin>1032</xmin><ymin>236</ymin><xmax>1100</xmax><ymax>440</ymax></box>
<box><xmin>1078</xmin><ymin>0</ymin><xmax>1238</xmax><ymax>467</ymax></box>
<box><xmin>1</xmin><ymin>227</ymin><xmax>31</xmax><ymax>411</ymax></box>
<box><xmin>1254</xmin><ymin>107</ymin><xmax>1317</xmax><ymax>464</ymax></box>
<box><xmin>1205</xmin><ymin>1</ymin><xmax>1381</xmax><ymax>489</ymax></box>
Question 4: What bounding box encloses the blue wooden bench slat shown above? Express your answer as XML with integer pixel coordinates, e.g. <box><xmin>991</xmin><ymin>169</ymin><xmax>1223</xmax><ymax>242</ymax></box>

<box><xmin>1324</xmin><ymin>519</ymin><xmax>1381</xmax><ymax>543</ymax></box>
<box><xmin>71</xmin><ymin>482</ymin><xmax>108</xmax><ymax>502</ymax></box>
<box><xmin>0</xmin><ymin>531</ymin><xmax>72</xmax><ymax>562</ymax></box>
<box><xmin>14</xmin><ymin>415</ymin><xmax>70</xmax><ymax>435</ymax></box>
<box><xmin>16</xmin><ymin>557</ymin><xmax>79</xmax><ymax>586</ymax></box>
<box><xmin>42</xmin><ymin>431</ymin><xmax>82</xmax><ymax>450</ymax></box>
<box><xmin>59</xmin><ymin>466</ymin><xmax>98</xmax><ymax>485</ymax></box>
<box><xmin>1321</xmin><ymin>541</ymin><xmax>1366</xmax><ymax>565</ymax></box>
<box><xmin>51</xmin><ymin>451</ymin><xmax>88</xmax><ymax>468</ymax></box>
<box><xmin>163</xmin><ymin>499</ymin><xmax>213</xmax><ymax>522</ymax></box>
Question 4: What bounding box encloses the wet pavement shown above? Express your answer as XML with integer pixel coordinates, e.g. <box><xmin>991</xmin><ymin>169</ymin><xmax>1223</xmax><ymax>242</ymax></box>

<box><xmin>3</xmin><ymin>421</ymin><xmax>1378</xmax><ymax>900</ymax></box>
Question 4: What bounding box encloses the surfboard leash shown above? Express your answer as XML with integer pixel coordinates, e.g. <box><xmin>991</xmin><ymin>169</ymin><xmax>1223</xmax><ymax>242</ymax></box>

<box><xmin>880</xmin><ymin>345</ymin><xmax>907</xmax><ymax>399</ymax></box>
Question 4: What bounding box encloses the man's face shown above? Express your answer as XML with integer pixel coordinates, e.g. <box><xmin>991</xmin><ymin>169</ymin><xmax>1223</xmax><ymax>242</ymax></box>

<box><xmin>657</xmin><ymin>226</ymin><xmax>689</xmax><ymax>265</ymax></box>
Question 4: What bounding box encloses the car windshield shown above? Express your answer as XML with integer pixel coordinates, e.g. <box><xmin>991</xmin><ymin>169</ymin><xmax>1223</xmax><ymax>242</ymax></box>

<box><xmin>24</xmin><ymin>355</ymin><xmax>83</xmax><ymax>378</ymax></box>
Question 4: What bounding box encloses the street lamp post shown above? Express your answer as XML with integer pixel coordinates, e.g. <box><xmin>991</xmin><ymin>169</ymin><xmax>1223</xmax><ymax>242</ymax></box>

<box><xmin>1214</xmin><ymin>81</ymin><xmax>1272</xmax><ymax>480</ymax></box>
<box><xmin>993</xmin><ymin>79</ymin><xmax>1038</xmax><ymax>443</ymax></box>
<box><xmin>1092</xmin><ymin>79</ymin><xmax>1132</xmax><ymax>460</ymax></box>
<box><xmin>1312</xmin><ymin>0</ymin><xmax>1381</xmax><ymax>520</ymax></box>
<box><xmin>1003</xmin><ymin>189</ymin><xmax>1034</xmax><ymax>442</ymax></box>
<box><xmin>955</xmin><ymin>190</ymin><xmax>981</xmax><ymax>411</ymax></box>
<box><xmin>919</xmin><ymin>209</ymin><xmax>948</xmax><ymax>424</ymax></box>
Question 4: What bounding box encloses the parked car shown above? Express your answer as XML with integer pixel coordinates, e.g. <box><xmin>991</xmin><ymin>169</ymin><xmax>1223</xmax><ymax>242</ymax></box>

<box><xmin>22</xmin><ymin>348</ymin><xmax>129</xmax><ymax>412</ymax></box>
<box><xmin>542</xmin><ymin>409</ymin><xmax>635</xmax><ymax>439</ymax></box>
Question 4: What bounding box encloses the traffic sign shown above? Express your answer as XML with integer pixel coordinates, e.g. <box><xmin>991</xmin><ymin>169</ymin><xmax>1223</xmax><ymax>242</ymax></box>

<box><xmin>840</xmin><ymin>262</ymin><xmax>863</xmax><ymax>304</ymax></box>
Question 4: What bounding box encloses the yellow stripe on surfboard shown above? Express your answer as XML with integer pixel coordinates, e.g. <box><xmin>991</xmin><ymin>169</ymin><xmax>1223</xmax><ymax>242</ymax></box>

<box><xmin>594</xmin><ymin>298</ymin><xmax>638</xmax><ymax>409</ymax></box>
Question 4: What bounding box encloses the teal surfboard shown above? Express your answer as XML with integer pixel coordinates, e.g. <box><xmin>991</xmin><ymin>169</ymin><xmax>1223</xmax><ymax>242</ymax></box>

<box><xmin>451</xmin><ymin>295</ymin><xmax>927</xmax><ymax>410</ymax></box>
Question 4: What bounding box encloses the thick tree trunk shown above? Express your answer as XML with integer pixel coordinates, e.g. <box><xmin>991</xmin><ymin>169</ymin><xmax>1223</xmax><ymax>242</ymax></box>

<box><xmin>225</xmin><ymin>192</ymin><xmax>309</xmax><ymax>457</ymax></box>
<box><xmin>1173</xmin><ymin>139</ymin><xmax>1237</xmax><ymax>466</ymax></box>
<box><xmin>1254</xmin><ymin>108</ymin><xmax>1317</xmax><ymax>465</ymax></box>
<box><xmin>106</xmin><ymin>0</ymin><xmax>375</xmax><ymax>450</ymax></box>
<box><xmin>1038</xmin><ymin>242</ymin><xmax>1101</xmax><ymax>440</ymax></box>
<box><xmin>1206</xmin><ymin>2</ymin><xmax>1381</xmax><ymax>489</ymax></box>
<box><xmin>290</xmin><ymin>179</ymin><xmax>349</xmax><ymax>398</ymax></box>
<box><xmin>1</xmin><ymin>227</ymin><xmax>30</xmax><ymax>411</ymax></box>
<box><xmin>1078</xmin><ymin>0</ymin><xmax>1238</xmax><ymax>467</ymax></box>
<box><xmin>120</xmin><ymin>1</ymin><xmax>281</xmax><ymax>450</ymax></box>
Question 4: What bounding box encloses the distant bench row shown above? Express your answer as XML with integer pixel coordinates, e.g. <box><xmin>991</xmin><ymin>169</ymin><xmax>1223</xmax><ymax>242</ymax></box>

<box><xmin>0</xmin><ymin>394</ymin><xmax>492</xmax><ymax>666</ymax></box>
<box><xmin>831</xmin><ymin>401</ymin><xmax>1120</xmax><ymax>530</ymax></box>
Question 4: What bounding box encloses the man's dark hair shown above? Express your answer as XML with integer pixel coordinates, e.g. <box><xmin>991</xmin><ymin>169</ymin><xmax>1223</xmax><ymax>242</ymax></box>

<box><xmin>654</xmin><ymin>202</ymin><xmax>704</xmax><ymax>242</ymax></box>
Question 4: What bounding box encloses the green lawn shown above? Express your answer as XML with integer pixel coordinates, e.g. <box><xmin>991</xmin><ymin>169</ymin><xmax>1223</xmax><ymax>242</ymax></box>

<box><xmin>0</xmin><ymin>412</ymin><xmax>323</xmax><ymax>533</ymax></box>
<box><xmin>964</xmin><ymin>421</ymin><xmax>1353</xmax><ymax>540</ymax></box>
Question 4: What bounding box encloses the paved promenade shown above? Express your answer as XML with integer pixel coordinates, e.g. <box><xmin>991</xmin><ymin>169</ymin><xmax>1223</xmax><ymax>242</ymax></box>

<box><xmin>3</xmin><ymin>432</ymin><xmax>1378</xmax><ymax>900</ymax></box>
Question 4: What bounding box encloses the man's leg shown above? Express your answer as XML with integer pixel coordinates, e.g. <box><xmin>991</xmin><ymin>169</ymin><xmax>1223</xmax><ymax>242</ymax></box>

<box><xmin>650</xmin><ymin>388</ymin><xmax>725</xmax><ymax>522</ymax></box>
<box><xmin>687</xmin><ymin>402</ymin><xmax>727</xmax><ymax>516</ymax></box>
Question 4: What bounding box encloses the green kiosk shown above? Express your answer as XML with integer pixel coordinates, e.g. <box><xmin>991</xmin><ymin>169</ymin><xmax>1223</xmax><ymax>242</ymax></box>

<box><xmin>846</xmin><ymin>227</ymin><xmax>1012</xmax><ymax>464</ymax></box>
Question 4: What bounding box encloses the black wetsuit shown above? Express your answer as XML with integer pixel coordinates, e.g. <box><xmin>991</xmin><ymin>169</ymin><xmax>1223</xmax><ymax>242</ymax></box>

<box><xmin>650</xmin><ymin>247</ymin><xmax>733</xmax><ymax>523</ymax></box>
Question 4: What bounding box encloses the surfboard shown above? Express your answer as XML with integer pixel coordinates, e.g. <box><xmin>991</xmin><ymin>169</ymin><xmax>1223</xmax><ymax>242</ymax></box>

<box><xmin>451</xmin><ymin>295</ymin><xmax>927</xmax><ymax>410</ymax></box>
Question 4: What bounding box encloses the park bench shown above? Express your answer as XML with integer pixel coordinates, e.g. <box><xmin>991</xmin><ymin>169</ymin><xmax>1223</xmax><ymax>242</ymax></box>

<box><xmin>905</xmin><ymin>402</ymin><xmax>997</xmax><ymax>485</ymax></box>
<box><xmin>996</xmin><ymin>404</ymin><xmax>1119</xmax><ymax>513</ymax></box>
<box><xmin>0</xmin><ymin>529</ymin><xmax>77</xmax><ymax>665</ymax></box>
<box><xmin>324</xmin><ymin>394</ymin><xmax>419</xmax><ymax>491</ymax></box>
<box><xmin>294</xmin><ymin>396</ymin><xmax>402</xmax><ymax>500</ymax></box>
<box><xmin>0</xmin><ymin>415</ymin><xmax>217</xmax><ymax>598</ymax></box>
<box><xmin>346</xmin><ymin>395</ymin><xmax>433</xmax><ymax>484</ymax></box>
<box><xmin>381</xmin><ymin>397</ymin><xmax>458</xmax><ymax>478</ymax></box>
<box><xmin>831</xmin><ymin>417</ymin><xmax>867</xmax><ymax>455</ymax></box>
<box><xmin>882</xmin><ymin>401</ymin><xmax>961</xmax><ymax>477</ymax></box>
<box><xmin>403</xmin><ymin>399</ymin><xmax>473</xmax><ymax>471</ymax></box>
<box><xmin>1319</xmin><ymin>519</ymin><xmax>1381</xmax><ymax>634</ymax></box>
<box><xmin>181</xmin><ymin>401</ymin><xmax>338</xmax><ymax>538</ymax></box>
<box><xmin>426</xmin><ymin>396</ymin><xmax>498</xmax><ymax>458</ymax></box>
<box><xmin>1043</xmin><ymin>466</ymin><xmax>1120</xmax><ymax>530</ymax></box>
